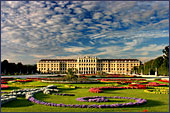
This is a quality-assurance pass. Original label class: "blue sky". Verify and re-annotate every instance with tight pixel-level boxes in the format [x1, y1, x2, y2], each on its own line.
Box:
[1, 1, 169, 64]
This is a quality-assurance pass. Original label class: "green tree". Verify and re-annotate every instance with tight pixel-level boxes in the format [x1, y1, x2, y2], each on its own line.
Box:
[65, 68, 78, 81]
[162, 45, 169, 59]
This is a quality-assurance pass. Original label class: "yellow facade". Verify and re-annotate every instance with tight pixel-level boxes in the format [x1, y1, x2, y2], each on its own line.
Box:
[37, 56, 141, 74]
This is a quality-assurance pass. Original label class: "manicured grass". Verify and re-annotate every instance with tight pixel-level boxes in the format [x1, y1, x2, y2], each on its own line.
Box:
[1, 81, 169, 112]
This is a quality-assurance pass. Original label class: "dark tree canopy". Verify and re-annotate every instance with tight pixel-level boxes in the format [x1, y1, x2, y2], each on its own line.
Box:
[1, 60, 37, 75]
[162, 45, 169, 60]
[132, 45, 169, 76]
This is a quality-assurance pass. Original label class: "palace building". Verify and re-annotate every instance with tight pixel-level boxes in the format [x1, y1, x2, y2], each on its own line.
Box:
[37, 56, 141, 74]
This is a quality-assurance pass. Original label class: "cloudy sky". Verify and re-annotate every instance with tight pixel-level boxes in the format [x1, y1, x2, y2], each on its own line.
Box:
[1, 1, 169, 64]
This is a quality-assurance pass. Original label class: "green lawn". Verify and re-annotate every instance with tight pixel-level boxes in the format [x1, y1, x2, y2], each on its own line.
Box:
[1, 81, 169, 112]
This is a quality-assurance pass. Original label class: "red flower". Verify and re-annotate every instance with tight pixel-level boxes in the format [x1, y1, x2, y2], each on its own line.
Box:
[143, 109, 148, 112]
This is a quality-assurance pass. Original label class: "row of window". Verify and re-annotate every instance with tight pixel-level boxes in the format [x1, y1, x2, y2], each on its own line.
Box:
[39, 63, 139, 67]
[79, 64, 96, 66]
[79, 68, 96, 71]
[68, 64, 77, 66]
[40, 60, 139, 63]
[79, 59, 96, 62]
[40, 68, 59, 71]
[40, 68, 78, 71]
[97, 68, 130, 71]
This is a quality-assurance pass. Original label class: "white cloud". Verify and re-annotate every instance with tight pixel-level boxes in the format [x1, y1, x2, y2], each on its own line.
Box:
[93, 12, 103, 19]
[64, 46, 94, 53]
[31, 54, 54, 58]
[136, 44, 166, 52]
[1, 1, 169, 64]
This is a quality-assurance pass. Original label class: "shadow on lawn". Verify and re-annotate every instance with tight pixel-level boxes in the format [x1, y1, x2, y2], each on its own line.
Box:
[127, 99, 166, 108]
[1, 98, 34, 107]
[34, 92, 50, 100]
[3, 87, 20, 90]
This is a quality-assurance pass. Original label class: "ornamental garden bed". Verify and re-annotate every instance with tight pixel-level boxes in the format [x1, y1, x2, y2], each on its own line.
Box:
[41, 80, 99, 84]
[1, 84, 9, 89]
[144, 87, 169, 94]
[158, 79, 169, 83]
[28, 96, 147, 108]
[89, 86, 147, 93]
[1, 79, 169, 112]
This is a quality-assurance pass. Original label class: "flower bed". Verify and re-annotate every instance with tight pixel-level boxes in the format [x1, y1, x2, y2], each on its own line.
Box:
[1, 84, 9, 89]
[144, 87, 169, 94]
[89, 88, 103, 93]
[129, 84, 146, 89]
[64, 85, 77, 88]
[28, 96, 147, 108]
[106, 74, 131, 77]
[129, 82, 167, 88]
[14, 79, 33, 82]
[1, 81, 8, 84]
[13, 85, 46, 87]
[89, 86, 146, 93]
[53, 93, 75, 96]
[97, 79, 146, 81]
[145, 82, 167, 87]
[41, 80, 99, 84]
[158, 80, 169, 83]
[1, 86, 58, 105]
[98, 79, 147, 84]
[76, 96, 109, 102]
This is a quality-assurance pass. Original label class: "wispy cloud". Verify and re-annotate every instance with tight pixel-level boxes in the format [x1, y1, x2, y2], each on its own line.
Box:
[136, 44, 167, 52]
[64, 46, 94, 53]
[1, 1, 169, 64]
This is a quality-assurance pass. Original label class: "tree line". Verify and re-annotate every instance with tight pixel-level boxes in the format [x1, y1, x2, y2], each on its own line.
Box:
[1, 60, 37, 75]
[132, 45, 169, 76]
